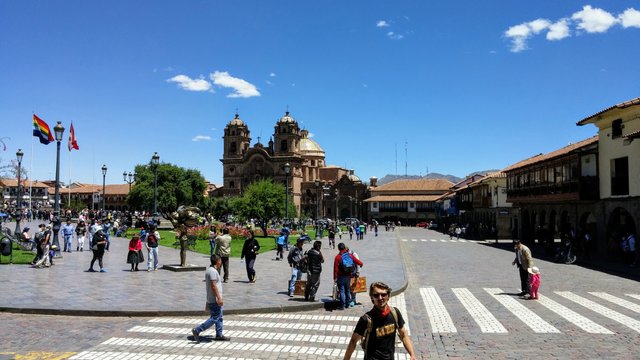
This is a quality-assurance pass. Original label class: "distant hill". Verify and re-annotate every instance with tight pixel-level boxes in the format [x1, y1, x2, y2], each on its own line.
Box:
[376, 169, 501, 186]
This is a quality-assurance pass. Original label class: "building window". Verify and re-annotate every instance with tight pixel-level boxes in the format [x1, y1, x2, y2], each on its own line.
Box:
[611, 157, 629, 196]
[612, 119, 623, 139]
[280, 140, 288, 152]
[229, 181, 235, 189]
[230, 142, 237, 154]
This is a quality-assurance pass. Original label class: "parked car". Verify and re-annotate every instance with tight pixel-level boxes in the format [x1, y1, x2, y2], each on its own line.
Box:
[416, 221, 429, 228]
[428, 222, 438, 229]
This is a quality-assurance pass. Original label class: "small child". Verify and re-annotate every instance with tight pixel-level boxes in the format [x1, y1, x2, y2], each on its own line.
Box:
[528, 266, 541, 300]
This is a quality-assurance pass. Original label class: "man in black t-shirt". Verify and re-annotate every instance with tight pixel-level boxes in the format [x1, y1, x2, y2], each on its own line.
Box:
[344, 281, 417, 360]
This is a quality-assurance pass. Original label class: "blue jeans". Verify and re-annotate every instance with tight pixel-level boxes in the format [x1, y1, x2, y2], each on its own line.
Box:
[147, 247, 159, 269]
[209, 240, 216, 257]
[336, 275, 352, 309]
[195, 302, 223, 337]
[289, 267, 302, 295]
[64, 235, 72, 251]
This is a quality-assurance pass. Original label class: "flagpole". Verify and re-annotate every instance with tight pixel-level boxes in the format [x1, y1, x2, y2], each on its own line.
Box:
[29, 131, 34, 218]
[68, 146, 71, 208]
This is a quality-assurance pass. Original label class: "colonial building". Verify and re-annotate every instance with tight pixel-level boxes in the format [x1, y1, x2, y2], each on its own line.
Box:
[220, 111, 366, 219]
[503, 136, 599, 245]
[365, 178, 452, 225]
[463, 172, 514, 239]
[577, 97, 640, 259]
[1, 179, 51, 209]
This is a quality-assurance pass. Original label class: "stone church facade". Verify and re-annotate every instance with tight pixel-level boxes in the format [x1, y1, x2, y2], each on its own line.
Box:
[220, 111, 368, 220]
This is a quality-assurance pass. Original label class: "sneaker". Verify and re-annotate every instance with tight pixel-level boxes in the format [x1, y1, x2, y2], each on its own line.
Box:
[100, 268, 107, 273]
[147, 268, 152, 272]
[214, 335, 231, 341]
[191, 328, 200, 343]
[289, 294, 294, 298]
[88, 268, 96, 272]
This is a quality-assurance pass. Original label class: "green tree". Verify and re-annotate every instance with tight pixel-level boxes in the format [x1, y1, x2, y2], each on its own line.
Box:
[232, 179, 297, 236]
[127, 162, 207, 213]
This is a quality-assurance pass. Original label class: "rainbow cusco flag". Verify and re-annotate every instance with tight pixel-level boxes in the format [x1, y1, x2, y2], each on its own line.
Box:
[32, 114, 54, 145]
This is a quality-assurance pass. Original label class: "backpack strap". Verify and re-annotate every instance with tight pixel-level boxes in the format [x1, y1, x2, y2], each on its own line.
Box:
[361, 314, 373, 358]
[390, 307, 400, 334]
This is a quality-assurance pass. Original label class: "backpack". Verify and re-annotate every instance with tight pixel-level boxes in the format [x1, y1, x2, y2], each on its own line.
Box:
[35, 231, 44, 242]
[339, 252, 355, 274]
[147, 233, 158, 247]
[361, 307, 399, 355]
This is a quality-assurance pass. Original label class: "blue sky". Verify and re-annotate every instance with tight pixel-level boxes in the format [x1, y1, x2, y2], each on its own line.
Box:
[1, 1, 639, 186]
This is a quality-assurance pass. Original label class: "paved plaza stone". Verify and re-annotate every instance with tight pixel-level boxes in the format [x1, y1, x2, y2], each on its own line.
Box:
[0, 221, 406, 316]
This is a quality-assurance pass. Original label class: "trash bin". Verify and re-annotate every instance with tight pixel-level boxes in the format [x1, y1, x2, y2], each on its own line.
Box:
[0, 237, 12, 256]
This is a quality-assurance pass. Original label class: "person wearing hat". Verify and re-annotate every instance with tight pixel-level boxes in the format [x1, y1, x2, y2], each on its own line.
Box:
[33, 224, 52, 268]
[512, 240, 533, 297]
[214, 227, 231, 282]
[31, 224, 46, 265]
[527, 267, 541, 300]
[20, 226, 34, 251]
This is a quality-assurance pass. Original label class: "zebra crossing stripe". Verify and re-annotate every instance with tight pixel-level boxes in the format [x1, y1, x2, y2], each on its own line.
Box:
[420, 287, 457, 333]
[458, 239, 467, 243]
[401, 239, 408, 242]
[484, 288, 560, 333]
[557, 291, 640, 333]
[536, 294, 613, 334]
[430, 239, 438, 242]
[411, 239, 417, 242]
[439, 239, 448, 242]
[389, 292, 411, 336]
[128, 325, 353, 345]
[236, 313, 360, 322]
[452, 288, 507, 333]
[70, 351, 260, 360]
[589, 292, 640, 314]
[149, 318, 353, 332]
[421, 239, 428, 242]
[627, 294, 640, 302]
[93, 337, 411, 359]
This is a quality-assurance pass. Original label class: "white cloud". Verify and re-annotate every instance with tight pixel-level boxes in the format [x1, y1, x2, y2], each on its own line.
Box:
[572, 5, 618, 33]
[504, 19, 551, 52]
[270, 72, 276, 77]
[265, 80, 273, 85]
[210, 71, 260, 98]
[546, 19, 571, 40]
[192, 135, 211, 142]
[620, 8, 640, 28]
[167, 75, 212, 92]
[387, 31, 404, 40]
[376, 20, 389, 27]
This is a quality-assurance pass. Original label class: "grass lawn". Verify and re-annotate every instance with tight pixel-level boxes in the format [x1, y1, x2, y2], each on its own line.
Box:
[0, 242, 36, 265]
[125, 229, 279, 258]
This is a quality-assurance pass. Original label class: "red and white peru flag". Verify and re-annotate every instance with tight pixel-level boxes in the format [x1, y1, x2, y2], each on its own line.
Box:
[68, 122, 79, 151]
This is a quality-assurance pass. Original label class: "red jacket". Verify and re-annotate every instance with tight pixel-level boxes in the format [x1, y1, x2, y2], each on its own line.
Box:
[334, 250, 363, 280]
[128, 238, 142, 252]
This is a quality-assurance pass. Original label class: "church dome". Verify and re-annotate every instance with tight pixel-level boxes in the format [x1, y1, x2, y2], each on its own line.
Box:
[278, 111, 297, 124]
[299, 129, 324, 157]
[228, 113, 245, 127]
[347, 169, 361, 183]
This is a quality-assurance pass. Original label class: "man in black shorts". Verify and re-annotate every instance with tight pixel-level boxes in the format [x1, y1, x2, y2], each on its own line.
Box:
[343, 281, 417, 360]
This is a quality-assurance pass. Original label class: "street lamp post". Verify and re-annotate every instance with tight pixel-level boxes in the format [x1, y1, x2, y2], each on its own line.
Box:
[101, 165, 107, 213]
[52, 122, 65, 258]
[151, 152, 160, 223]
[334, 188, 339, 222]
[123, 171, 135, 193]
[283, 163, 291, 225]
[14, 149, 24, 238]
[314, 179, 320, 220]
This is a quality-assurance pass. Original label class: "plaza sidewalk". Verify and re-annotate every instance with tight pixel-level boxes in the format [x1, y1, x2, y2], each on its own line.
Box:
[0, 223, 406, 316]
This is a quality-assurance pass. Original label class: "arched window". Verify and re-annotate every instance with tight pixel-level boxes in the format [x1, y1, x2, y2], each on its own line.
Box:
[229, 181, 235, 188]
[230, 142, 237, 154]
[280, 140, 288, 152]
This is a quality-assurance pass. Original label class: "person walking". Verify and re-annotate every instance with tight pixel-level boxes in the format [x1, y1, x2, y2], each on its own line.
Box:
[240, 230, 260, 283]
[88, 229, 107, 272]
[102, 219, 112, 251]
[146, 225, 160, 271]
[328, 225, 336, 249]
[287, 238, 305, 297]
[75, 220, 87, 251]
[33, 225, 52, 268]
[275, 233, 286, 260]
[215, 227, 232, 283]
[127, 234, 144, 271]
[334, 242, 363, 310]
[62, 218, 75, 253]
[512, 240, 533, 296]
[209, 225, 217, 257]
[344, 281, 417, 360]
[191, 255, 230, 343]
[304, 240, 324, 302]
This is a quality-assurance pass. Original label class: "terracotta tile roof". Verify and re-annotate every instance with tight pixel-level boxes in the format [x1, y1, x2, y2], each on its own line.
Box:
[503, 136, 598, 173]
[364, 195, 442, 202]
[0, 178, 50, 188]
[467, 171, 506, 187]
[372, 178, 454, 192]
[625, 129, 640, 140]
[577, 97, 640, 126]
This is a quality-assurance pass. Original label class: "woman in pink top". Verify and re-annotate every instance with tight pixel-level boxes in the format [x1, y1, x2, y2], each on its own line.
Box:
[127, 235, 144, 271]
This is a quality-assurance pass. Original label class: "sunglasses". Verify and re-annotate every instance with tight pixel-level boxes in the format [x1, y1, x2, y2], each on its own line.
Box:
[372, 292, 389, 298]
